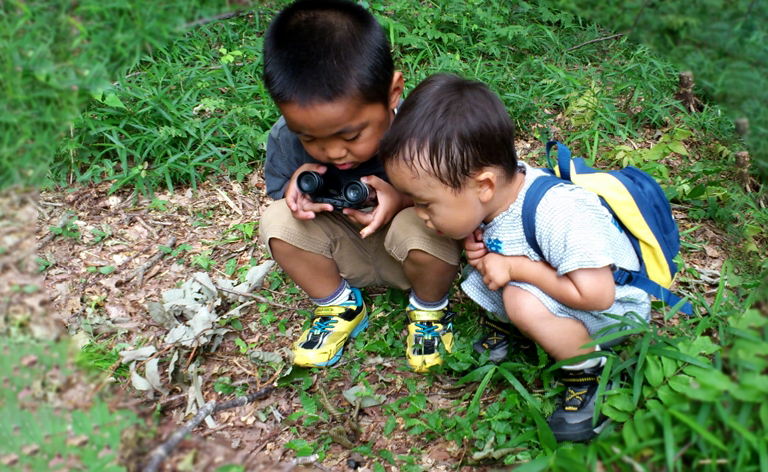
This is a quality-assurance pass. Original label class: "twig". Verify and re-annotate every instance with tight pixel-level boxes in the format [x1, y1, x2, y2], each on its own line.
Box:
[216, 286, 291, 309]
[122, 236, 177, 287]
[610, 445, 646, 472]
[628, 0, 652, 36]
[567, 33, 623, 52]
[142, 383, 277, 472]
[184, 10, 249, 29]
[135, 216, 159, 239]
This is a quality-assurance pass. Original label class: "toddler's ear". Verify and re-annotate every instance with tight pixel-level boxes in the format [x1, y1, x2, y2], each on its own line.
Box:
[388, 71, 405, 111]
[474, 170, 498, 203]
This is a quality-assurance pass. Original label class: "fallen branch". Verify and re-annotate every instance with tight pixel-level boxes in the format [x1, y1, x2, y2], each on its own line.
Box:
[142, 383, 277, 472]
[567, 33, 623, 51]
[216, 286, 292, 309]
[122, 236, 177, 287]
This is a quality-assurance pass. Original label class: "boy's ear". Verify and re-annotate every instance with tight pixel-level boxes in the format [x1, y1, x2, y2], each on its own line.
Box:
[388, 71, 404, 112]
[474, 170, 497, 203]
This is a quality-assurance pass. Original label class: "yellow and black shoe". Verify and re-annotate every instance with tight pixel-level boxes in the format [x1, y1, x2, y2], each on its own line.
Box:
[472, 314, 515, 364]
[547, 363, 612, 442]
[405, 307, 455, 373]
[292, 288, 368, 367]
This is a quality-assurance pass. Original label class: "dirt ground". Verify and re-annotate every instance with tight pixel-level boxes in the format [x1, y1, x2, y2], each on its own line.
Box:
[0, 143, 732, 472]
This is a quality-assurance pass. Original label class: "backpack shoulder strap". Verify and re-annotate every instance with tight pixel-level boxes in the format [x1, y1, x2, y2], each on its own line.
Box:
[546, 140, 573, 181]
[522, 175, 565, 260]
[614, 269, 693, 315]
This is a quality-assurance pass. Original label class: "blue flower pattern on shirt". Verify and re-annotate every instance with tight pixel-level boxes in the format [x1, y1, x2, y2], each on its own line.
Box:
[486, 238, 503, 253]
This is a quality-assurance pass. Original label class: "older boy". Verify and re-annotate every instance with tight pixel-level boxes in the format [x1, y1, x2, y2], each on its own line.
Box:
[259, 0, 460, 371]
[379, 74, 651, 442]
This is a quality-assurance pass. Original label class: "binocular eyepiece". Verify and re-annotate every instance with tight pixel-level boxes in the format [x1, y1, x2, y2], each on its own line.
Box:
[297, 171, 377, 210]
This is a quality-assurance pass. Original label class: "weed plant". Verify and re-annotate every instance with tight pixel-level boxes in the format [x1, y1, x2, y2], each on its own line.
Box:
[47, 0, 768, 470]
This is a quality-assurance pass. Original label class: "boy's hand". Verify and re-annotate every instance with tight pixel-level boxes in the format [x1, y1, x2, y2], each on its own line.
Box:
[343, 176, 403, 238]
[284, 164, 334, 219]
[463, 229, 487, 267]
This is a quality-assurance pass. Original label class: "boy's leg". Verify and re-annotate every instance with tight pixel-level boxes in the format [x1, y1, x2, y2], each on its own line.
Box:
[259, 200, 369, 367]
[502, 285, 611, 443]
[385, 208, 461, 372]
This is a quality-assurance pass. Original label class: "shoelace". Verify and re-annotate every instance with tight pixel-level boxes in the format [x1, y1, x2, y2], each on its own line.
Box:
[414, 322, 440, 353]
[309, 317, 337, 337]
[566, 387, 589, 404]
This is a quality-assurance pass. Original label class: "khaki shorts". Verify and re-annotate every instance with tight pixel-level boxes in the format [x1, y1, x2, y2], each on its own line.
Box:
[259, 199, 461, 290]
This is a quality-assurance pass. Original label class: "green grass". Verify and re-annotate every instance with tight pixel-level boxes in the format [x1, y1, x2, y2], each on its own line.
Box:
[49, 0, 768, 470]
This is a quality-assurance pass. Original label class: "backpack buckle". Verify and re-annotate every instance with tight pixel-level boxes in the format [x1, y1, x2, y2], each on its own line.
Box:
[614, 269, 634, 285]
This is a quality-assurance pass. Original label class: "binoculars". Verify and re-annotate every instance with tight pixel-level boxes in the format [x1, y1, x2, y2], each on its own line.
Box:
[297, 171, 377, 211]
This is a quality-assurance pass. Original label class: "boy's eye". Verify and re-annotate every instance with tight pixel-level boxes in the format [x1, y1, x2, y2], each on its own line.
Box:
[344, 133, 361, 142]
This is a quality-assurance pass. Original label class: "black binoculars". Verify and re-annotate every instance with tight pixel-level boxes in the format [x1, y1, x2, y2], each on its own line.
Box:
[297, 171, 377, 211]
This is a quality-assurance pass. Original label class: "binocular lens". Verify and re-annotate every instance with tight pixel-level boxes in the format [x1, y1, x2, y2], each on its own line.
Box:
[343, 181, 369, 205]
[297, 171, 323, 194]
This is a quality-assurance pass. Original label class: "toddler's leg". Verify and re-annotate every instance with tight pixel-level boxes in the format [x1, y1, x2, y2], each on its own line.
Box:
[502, 285, 593, 361]
[502, 284, 610, 443]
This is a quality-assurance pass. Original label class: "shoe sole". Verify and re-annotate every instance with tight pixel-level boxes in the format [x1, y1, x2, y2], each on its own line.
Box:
[311, 314, 369, 367]
[552, 418, 612, 443]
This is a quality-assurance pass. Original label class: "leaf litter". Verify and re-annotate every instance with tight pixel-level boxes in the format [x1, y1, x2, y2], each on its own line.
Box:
[21, 151, 735, 471]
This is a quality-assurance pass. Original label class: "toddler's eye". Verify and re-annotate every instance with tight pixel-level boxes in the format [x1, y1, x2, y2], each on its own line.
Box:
[344, 133, 361, 142]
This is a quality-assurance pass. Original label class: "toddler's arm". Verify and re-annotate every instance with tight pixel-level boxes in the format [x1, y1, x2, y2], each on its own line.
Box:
[478, 253, 615, 311]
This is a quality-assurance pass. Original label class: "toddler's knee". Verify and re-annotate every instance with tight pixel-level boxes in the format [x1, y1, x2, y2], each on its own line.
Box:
[502, 285, 541, 331]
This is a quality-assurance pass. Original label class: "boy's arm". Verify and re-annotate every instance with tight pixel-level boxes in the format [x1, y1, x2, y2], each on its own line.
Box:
[343, 175, 410, 238]
[479, 254, 615, 310]
[264, 117, 315, 199]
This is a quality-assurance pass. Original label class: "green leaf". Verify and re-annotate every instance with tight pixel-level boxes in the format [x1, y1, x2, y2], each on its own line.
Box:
[668, 408, 727, 451]
[99, 265, 116, 274]
[644, 356, 664, 387]
[468, 366, 495, 414]
[102, 93, 127, 109]
[667, 140, 689, 156]
[663, 410, 675, 472]
[530, 408, 557, 453]
[384, 415, 397, 435]
[496, 365, 540, 411]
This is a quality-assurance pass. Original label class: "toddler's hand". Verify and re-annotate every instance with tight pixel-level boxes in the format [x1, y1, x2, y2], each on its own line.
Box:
[343, 176, 402, 238]
[476, 253, 514, 291]
[463, 229, 487, 267]
[285, 164, 334, 219]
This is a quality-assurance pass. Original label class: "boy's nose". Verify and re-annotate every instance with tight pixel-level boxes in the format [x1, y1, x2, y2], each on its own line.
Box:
[324, 144, 348, 160]
[414, 206, 429, 222]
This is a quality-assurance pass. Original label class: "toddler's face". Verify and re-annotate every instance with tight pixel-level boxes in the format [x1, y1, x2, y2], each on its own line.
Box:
[386, 158, 486, 240]
[280, 97, 393, 170]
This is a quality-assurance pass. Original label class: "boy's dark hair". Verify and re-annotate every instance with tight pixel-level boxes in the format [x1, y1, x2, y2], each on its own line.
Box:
[263, 0, 394, 107]
[380, 74, 518, 190]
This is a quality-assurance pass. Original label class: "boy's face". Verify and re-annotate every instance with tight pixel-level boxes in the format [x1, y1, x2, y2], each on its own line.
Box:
[279, 74, 403, 170]
[386, 158, 487, 240]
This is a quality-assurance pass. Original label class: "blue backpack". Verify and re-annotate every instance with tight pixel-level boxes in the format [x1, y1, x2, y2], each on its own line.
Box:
[522, 141, 693, 315]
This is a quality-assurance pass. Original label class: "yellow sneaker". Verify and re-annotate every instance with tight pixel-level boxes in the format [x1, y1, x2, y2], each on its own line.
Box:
[405, 307, 455, 373]
[292, 288, 368, 367]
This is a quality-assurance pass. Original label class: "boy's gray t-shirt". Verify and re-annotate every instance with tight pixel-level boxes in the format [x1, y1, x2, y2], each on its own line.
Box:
[264, 116, 389, 200]
[461, 162, 651, 336]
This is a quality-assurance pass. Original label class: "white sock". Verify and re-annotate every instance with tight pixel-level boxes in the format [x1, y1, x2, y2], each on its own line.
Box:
[311, 280, 353, 306]
[409, 291, 448, 311]
[563, 345, 606, 371]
